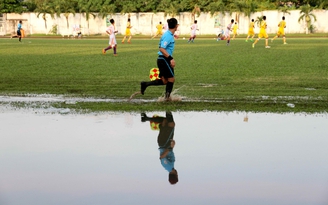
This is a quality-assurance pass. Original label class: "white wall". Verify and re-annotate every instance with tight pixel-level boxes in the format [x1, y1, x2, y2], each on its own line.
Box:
[4, 10, 328, 36]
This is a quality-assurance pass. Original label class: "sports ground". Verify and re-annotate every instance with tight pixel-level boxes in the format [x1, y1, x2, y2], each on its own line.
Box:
[1, 36, 327, 112]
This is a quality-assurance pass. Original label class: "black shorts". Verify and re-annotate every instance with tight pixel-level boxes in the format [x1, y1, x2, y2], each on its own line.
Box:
[157, 125, 175, 149]
[17, 30, 21, 36]
[157, 55, 174, 78]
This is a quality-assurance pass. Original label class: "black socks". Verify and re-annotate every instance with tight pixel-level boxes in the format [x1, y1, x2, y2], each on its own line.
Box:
[165, 82, 174, 98]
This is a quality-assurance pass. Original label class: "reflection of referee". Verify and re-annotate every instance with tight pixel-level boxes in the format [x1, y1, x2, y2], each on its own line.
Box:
[17, 20, 22, 42]
[141, 18, 179, 101]
[141, 111, 178, 185]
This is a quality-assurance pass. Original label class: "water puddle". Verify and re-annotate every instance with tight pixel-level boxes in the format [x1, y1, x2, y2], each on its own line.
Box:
[0, 105, 327, 205]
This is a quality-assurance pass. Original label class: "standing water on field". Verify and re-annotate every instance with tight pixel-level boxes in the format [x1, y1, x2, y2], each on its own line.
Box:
[0, 104, 327, 205]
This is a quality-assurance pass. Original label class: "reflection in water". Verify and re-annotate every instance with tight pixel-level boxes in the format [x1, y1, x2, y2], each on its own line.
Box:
[141, 111, 178, 184]
[243, 114, 249, 122]
[1, 106, 328, 205]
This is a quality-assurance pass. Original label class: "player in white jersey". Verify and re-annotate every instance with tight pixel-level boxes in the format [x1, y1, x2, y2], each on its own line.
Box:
[102, 19, 118, 56]
[163, 19, 169, 34]
[224, 19, 234, 46]
[188, 20, 199, 43]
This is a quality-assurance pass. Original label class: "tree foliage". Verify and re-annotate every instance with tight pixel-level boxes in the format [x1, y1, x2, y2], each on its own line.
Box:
[34, 0, 56, 29]
[0, 0, 27, 13]
[298, 4, 317, 34]
[21, 0, 327, 15]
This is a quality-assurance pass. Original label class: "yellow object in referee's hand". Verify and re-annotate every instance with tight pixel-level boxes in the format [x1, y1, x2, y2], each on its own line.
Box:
[149, 68, 160, 81]
[150, 114, 162, 131]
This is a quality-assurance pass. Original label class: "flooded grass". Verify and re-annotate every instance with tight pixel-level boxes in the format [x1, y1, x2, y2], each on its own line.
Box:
[1, 38, 327, 112]
[1, 94, 326, 114]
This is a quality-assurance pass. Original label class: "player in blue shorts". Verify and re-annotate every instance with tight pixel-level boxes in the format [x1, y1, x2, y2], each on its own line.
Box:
[140, 18, 179, 101]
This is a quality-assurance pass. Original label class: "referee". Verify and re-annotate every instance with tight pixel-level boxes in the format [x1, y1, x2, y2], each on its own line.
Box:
[17, 20, 22, 42]
[141, 18, 179, 101]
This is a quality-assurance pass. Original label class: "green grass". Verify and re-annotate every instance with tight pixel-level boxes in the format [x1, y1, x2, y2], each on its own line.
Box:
[0, 37, 327, 113]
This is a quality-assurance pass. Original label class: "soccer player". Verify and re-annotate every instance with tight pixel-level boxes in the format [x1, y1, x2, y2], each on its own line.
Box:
[232, 22, 238, 40]
[188, 20, 199, 43]
[151, 21, 163, 39]
[17, 20, 22, 42]
[217, 33, 224, 41]
[224, 19, 234, 45]
[252, 16, 270, 48]
[163, 19, 169, 33]
[246, 19, 255, 42]
[102, 19, 118, 56]
[271, 16, 287, 44]
[216, 29, 225, 41]
[141, 111, 178, 185]
[122, 18, 132, 43]
[140, 18, 179, 101]
[216, 30, 227, 41]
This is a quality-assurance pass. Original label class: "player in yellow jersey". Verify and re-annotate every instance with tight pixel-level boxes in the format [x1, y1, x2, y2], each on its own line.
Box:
[271, 16, 287, 44]
[252, 16, 270, 48]
[246, 19, 255, 42]
[151, 21, 163, 39]
[122, 18, 132, 43]
[232, 22, 238, 40]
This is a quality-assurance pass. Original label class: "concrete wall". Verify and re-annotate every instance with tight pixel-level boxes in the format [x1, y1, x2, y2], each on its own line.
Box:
[4, 10, 328, 36]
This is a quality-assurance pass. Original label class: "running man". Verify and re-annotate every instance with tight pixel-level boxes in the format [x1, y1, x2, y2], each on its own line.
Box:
[140, 18, 179, 101]
[151, 21, 163, 39]
[246, 19, 255, 42]
[188, 20, 199, 43]
[252, 16, 270, 48]
[271, 16, 287, 44]
[17, 20, 22, 42]
[122, 18, 132, 43]
[141, 111, 178, 185]
[224, 19, 234, 45]
[102, 19, 118, 56]
[232, 22, 238, 40]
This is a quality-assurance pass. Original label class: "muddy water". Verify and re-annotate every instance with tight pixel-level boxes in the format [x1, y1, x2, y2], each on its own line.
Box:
[0, 105, 327, 205]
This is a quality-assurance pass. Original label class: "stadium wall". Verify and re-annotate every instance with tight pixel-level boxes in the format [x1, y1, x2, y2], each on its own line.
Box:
[4, 10, 328, 36]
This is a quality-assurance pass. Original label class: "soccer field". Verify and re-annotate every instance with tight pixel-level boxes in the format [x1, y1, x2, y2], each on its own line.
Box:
[0, 37, 327, 112]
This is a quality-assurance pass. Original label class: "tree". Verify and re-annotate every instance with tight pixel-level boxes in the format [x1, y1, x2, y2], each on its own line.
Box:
[254, 15, 263, 28]
[53, 0, 77, 29]
[136, 0, 159, 12]
[35, 0, 56, 29]
[206, 0, 226, 16]
[77, 0, 96, 33]
[0, 0, 27, 13]
[298, 4, 317, 34]
[98, 5, 116, 19]
[318, 0, 328, 9]
[256, 0, 276, 15]
[227, 0, 247, 23]
[120, 1, 137, 14]
[278, 4, 292, 16]
[298, 0, 327, 7]
[157, 0, 180, 17]
[244, 0, 258, 19]
[191, 4, 201, 21]
[24, 0, 38, 12]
